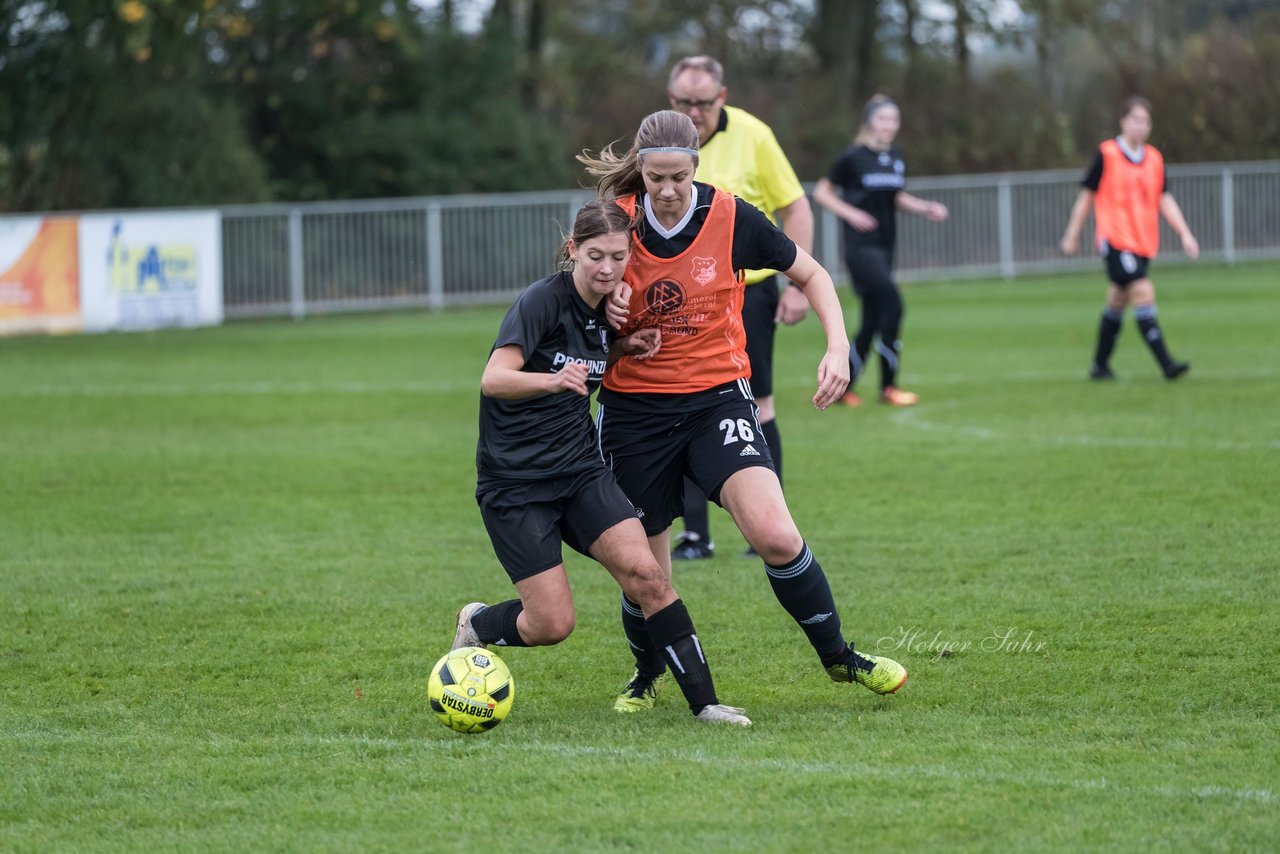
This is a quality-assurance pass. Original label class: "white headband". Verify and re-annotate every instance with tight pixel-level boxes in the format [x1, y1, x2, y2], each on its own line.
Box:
[638, 146, 698, 157]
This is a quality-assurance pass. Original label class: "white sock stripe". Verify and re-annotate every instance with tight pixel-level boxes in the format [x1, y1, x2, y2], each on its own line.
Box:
[665, 645, 686, 674]
[876, 340, 899, 369]
[621, 595, 645, 618]
[691, 634, 705, 664]
[764, 545, 813, 579]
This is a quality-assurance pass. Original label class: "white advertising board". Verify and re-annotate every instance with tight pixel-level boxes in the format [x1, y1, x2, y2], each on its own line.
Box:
[78, 211, 222, 333]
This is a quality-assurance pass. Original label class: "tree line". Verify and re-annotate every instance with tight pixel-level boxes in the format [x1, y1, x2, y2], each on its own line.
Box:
[2, 0, 1277, 213]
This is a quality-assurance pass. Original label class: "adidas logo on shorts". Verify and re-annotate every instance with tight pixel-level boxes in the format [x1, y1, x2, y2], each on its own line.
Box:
[739, 444, 761, 457]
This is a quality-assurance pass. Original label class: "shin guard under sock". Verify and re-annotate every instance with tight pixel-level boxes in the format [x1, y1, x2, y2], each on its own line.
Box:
[1134, 304, 1174, 371]
[471, 599, 529, 647]
[645, 599, 717, 711]
[764, 543, 847, 662]
[1094, 306, 1123, 370]
[621, 594, 666, 676]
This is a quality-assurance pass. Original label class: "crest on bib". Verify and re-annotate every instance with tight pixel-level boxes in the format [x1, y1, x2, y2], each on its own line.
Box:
[691, 256, 717, 286]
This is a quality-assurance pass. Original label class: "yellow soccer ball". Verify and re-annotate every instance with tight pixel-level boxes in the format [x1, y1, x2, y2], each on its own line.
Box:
[427, 647, 515, 734]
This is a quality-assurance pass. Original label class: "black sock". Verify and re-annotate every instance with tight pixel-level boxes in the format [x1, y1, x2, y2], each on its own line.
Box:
[645, 599, 718, 712]
[764, 543, 847, 662]
[680, 477, 711, 541]
[621, 594, 666, 676]
[1134, 304, 1174, 370]
[761, 418, 783, 490]
[470, 599, 529, 647]
[1094, 306, 1123, 370]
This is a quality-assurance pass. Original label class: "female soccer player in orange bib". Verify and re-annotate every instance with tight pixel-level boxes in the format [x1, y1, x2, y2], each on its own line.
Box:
[1060, 96, 1199, 380]
[579, 111, 907, 712]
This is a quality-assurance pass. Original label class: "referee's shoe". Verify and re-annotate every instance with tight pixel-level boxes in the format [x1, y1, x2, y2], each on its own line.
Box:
[671, 531, 714, 561]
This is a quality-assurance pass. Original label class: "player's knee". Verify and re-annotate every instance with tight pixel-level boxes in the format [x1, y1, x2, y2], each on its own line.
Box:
[525, 606, 575, 645]
[748, 519, 804, 564]
[621, 561, 671, 610]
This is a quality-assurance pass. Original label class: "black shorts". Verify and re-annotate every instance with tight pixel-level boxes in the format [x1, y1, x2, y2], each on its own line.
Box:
[1103, 243, 1151, 286]
[742, 277, 779, 398]
[476, 466, 640, 583]
[597, 382, 775, 536]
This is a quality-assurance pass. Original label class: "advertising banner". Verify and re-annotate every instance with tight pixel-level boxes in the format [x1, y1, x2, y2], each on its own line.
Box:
[78, 211, 222, 333]
[0, 217, 82, 336]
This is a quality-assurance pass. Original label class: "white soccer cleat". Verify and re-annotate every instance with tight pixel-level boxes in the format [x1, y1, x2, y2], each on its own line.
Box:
[695, 704, 752, 726]
[451, 602, 487, 650]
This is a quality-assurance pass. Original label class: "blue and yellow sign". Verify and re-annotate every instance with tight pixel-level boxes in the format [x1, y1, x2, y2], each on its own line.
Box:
[107, 220, 198, 294]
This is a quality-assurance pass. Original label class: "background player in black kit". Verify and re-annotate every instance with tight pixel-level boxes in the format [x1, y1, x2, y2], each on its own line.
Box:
[451, 199, 750, 726]
[813, 94, 949, 407]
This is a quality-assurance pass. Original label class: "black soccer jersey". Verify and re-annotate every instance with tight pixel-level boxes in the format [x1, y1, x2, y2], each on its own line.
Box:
[635, 182, 797, 271]
[825, 144, 906, 251]
[476, 271, 613, 488]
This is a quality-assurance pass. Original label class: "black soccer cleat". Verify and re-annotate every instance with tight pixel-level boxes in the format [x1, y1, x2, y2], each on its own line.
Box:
[1089, 364, 1116, 381]
[1164, 361, 1190, 380]
[671, 532, 714, 561]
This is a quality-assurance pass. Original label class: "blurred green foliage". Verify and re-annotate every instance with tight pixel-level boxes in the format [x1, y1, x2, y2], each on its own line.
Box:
[1, 0, 1277, 211]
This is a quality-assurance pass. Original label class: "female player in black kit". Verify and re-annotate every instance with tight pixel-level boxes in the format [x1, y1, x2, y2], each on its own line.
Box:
[580, 111, 907, 713]
[813, 94, 949, 407]
[450, 199, 749, 726]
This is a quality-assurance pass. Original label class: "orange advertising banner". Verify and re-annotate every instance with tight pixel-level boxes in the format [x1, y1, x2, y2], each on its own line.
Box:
[0, 217, 82, 335]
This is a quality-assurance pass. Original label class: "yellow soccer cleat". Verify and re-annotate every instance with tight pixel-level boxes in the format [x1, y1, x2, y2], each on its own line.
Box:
[612, 669, 666, 712]
[827, 650, 908, 695]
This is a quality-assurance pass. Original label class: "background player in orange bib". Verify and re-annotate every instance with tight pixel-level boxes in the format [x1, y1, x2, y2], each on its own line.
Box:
[1060, 96, 1199, 380]
[579, 111, 908, 712]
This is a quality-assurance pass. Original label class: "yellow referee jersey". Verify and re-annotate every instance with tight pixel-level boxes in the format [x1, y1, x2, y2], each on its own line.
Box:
[696, 104, 807, 285]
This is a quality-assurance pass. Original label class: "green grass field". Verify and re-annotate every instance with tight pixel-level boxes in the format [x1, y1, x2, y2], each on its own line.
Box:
[2, 263, 1278, 851]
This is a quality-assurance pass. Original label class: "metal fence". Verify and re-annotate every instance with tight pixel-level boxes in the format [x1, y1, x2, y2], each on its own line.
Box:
[221, 161, 1280, 318]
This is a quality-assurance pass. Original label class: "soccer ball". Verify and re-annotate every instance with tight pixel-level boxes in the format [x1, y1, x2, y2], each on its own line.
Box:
[427, 646, 515, 734]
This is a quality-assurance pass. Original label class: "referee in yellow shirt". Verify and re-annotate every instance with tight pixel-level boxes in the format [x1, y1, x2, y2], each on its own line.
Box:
[665, 55, 814, 561]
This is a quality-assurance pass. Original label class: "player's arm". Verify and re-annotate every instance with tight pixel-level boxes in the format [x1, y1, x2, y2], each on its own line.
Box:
[774, 196, 814, 324]
[481, 345, 590, 399]
[775, 196, 814, 254]
[897, 191, 948, 221]
[1159, 193, 1200, 259]
[1060, 189, 1095, 254]
[812, 178, 877, 232]
[1062, 151, 1103, 254]
[782, 249, 850, 411]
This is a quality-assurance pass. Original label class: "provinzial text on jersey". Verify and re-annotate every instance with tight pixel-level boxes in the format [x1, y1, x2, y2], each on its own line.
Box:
[551, 352, 607, 376]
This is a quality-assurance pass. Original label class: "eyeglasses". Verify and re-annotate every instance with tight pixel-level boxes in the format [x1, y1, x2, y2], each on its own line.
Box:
[671, 96, 720, 113]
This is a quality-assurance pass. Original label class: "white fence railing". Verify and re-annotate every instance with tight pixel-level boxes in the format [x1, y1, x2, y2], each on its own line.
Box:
[220, 161, 1280, 318]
